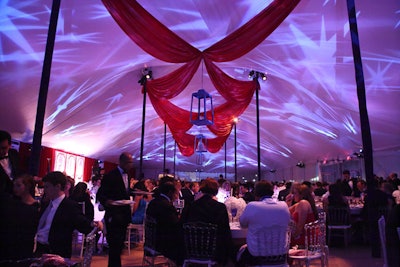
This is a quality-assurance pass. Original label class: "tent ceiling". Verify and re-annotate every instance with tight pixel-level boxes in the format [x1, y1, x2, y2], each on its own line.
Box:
[1, 0, 399, 177]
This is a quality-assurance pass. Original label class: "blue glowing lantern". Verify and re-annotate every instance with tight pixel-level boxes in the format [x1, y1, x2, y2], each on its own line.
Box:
[190, 89, 214, 126]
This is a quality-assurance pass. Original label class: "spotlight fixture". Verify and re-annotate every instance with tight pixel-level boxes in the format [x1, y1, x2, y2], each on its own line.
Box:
[248, 70, 267, 81]
[296, 161, 305, 168]
[138, 67, 153, 85]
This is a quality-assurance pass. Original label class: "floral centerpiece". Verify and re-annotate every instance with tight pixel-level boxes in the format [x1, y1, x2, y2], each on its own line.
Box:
[224, 196, 247, 223]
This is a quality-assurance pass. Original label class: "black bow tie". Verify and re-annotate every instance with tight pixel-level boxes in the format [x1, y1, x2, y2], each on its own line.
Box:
[0, 155, 8, 160]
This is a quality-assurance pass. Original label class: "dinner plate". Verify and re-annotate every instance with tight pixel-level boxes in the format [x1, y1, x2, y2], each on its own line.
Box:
[112, 200, 134, 206]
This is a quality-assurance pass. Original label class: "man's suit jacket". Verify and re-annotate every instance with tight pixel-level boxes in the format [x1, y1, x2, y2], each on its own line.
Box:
[180, 187, 194, 206]
[43, 197, 93, 258]
[146, 195, 183, 263]
[180, 194, 233, 264]
[96, 168, 131, 227]
[0, 148, 20, 193]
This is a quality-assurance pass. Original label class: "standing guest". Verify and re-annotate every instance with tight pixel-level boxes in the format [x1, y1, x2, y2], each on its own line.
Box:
[0, 130, 21, 194]
[361, 178, 393, 257]
[34, 171, 98, 258]
[0, 174, 40, 261]
[181, 178, 233, 265]
[64, 175, 75, 198]
[146, 181, 184, 265]
[70, 182, 94, 221]
[237, 180, 291, 266]
[288, 183, 318, 247]
[89, 175, 102, 201]
[96, 152, 133, 267]
[340, 170, 352, 196]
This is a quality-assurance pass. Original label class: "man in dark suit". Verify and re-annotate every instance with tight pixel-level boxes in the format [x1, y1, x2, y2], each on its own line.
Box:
[0, 130, 21, 194]
[146, 180, 184, 265]
[180, 181, 195, 207]
[96, 152, 133, 267]
[180, 178, 233, 265]
[35, 171, 96, 258]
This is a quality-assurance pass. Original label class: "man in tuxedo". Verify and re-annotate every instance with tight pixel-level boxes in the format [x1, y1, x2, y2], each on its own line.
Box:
[0, 130, 21, 194]
[35, 171, 96, 258]
[96, 152, 133, 267]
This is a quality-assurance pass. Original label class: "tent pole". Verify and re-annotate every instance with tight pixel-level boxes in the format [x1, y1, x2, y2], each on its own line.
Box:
[29, 0, 61, 176]
[346, 0, 375, 257]
[224, 141, 227, 181]
[138, 77, 147, 180]
[255, 81, 261, 181]
[163, 123, 166, 174]
[234, 123, 237, 182]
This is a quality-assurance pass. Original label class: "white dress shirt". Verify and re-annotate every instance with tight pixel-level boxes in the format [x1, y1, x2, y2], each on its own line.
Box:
[36, 194, 65, 244]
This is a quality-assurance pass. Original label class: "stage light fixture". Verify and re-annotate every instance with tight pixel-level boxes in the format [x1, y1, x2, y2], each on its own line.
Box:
[296, 161, 305, 168]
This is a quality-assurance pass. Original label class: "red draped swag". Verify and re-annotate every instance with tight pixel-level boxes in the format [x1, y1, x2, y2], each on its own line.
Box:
[102, 0, 300, 156]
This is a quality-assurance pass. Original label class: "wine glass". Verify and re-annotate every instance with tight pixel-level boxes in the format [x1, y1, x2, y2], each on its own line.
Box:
[231, 207, 238, 223]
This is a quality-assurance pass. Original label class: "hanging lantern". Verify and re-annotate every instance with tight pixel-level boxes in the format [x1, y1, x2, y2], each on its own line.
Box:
[194, 134, 207, 165]
[194, 134, 207, 153]
[196, 151, 205, 166]
[190, 89, 214, 126]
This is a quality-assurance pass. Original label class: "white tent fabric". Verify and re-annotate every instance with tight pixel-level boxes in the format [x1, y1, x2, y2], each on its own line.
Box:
[0, 0, 399, 180]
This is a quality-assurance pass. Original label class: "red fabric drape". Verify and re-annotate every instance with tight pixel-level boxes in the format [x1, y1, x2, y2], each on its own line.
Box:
[102, 0, 300, 156]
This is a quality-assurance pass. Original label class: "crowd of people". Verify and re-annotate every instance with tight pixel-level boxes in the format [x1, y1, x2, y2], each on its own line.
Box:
[1, 128, 399, 267]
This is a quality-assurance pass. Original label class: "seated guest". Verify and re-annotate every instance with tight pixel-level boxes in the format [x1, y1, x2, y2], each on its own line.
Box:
[180, 180, 195, 207]
[356, 180, 367, 200]
[146, 181, 184, 265]
[216, 179, 231, 203]
[240, 182, 255, 203]
[237, 180, 291, 266]
[35, 171, 99, 258]
[323, 183, 349, 210]
[278, 181, 292, 202]
[386, 204, 400, 267]
[181, 178, 233, 265]
[288, 183, 318, 247]
[0, 174, 40, 261]
[131, 180, 152, 225]
[314, 181, 327, 197]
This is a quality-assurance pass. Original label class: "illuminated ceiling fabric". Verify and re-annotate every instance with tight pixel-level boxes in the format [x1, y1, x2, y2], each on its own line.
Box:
[101, 0, 300, 156]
